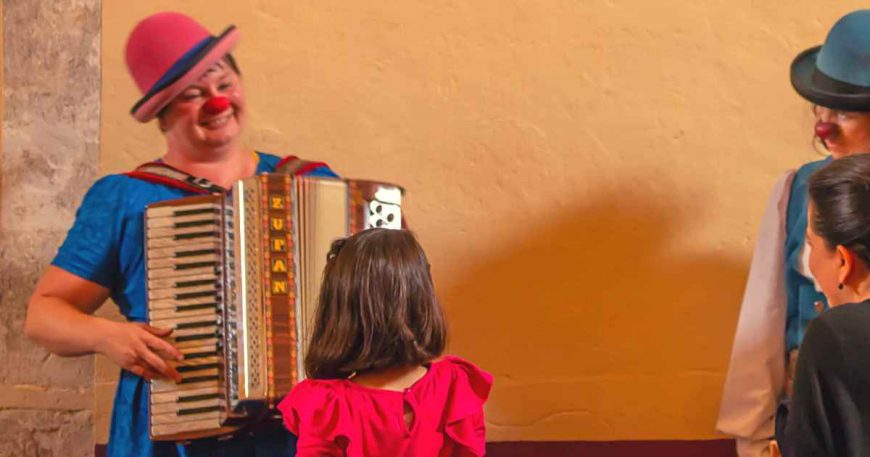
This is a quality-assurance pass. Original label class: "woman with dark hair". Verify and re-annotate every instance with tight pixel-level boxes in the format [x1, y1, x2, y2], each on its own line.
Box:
[719, 10, 870, 456]
[783, 153, 870, 456]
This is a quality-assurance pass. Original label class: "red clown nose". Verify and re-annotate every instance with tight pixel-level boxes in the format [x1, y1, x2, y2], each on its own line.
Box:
[815, 122, 837, 140]
[202, 96, 230, 116]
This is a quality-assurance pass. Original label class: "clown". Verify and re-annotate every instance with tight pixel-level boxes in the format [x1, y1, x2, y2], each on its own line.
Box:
[718, 10, 870, 457]
[25, 12, 335, 457]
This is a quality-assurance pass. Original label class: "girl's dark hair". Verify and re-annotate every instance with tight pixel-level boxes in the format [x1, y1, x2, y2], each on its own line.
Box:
[304, 228, 447, 379]
[808, 154, 870, 267]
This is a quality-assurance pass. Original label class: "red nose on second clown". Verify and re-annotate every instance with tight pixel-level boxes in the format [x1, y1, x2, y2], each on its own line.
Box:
[202, 96, 231, 116]
[815, 121, 837, 140]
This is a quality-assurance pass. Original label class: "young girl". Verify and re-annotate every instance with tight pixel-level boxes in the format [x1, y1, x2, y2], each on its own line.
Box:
[277, 228, 492, 457]
[718, 10, 870, 457]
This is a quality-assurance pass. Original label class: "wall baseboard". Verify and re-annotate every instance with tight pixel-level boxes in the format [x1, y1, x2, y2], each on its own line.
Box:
[96, 439, 736, 456]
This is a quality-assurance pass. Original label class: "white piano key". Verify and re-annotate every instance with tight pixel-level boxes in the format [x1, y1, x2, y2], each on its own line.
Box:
[150, 312, 218, 329]
[171, 326, 218, 339]
[148, 254, 221, 271]
[148, 277, 218, 293]
[149, 295, 217, 311]
[149, 284, 218, 300]
[147, 202, 221, 218]
[179, 367, 219, 378]
[152, 377, 218, 393]
[177, 344, 218, 356]
[149, 224, 219, 239]
[151, 397, 222, 415]
[148, 266, 219, 280]
[151, 386, 220, 404]
[173, 337, 219, 350]
[148, 242, 219, 260]
[151, 418, 223, 437]
[149, 306, 217, 321]
[152, 409, 221, 425]
[148, 235, 220, 249]
[147, 214, 220, 228]
[170, 356, 220, 369]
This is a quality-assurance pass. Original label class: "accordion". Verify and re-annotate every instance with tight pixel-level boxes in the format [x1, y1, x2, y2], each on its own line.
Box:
[144, 173, 403, 441]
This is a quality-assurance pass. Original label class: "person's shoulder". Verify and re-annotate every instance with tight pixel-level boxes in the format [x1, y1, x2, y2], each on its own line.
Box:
[282, 378, 347, 409]
[430, 357, 491, 455]
[815, 301, 870, 336]
[89, 173, 137, 192]
[89, 172, 180, 194]
[75, 174, 142, 209]
[256, 151, 283, 171]
[796, 156, 832, 178]
[277, 378, 349, 436]
[431, 355, 493, 400]
[800, 303, 870, 360]
[433, 356, 489, 377]
[797, 304, 870, 383]
[84, 172, 180, 205]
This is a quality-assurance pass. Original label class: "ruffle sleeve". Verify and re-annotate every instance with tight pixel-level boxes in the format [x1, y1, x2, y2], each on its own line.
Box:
[277, 380, 350, 456]
[441, 356, 493, 457]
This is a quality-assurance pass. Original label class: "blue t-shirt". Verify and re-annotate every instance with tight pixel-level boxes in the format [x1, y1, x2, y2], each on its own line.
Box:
[52, 152, 337, 457]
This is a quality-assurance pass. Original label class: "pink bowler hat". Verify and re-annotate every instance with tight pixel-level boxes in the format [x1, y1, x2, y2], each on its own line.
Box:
[125, 12, 240, 122]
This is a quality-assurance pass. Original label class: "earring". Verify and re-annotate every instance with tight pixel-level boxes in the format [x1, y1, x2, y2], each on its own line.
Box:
[838, 283, 844, 290]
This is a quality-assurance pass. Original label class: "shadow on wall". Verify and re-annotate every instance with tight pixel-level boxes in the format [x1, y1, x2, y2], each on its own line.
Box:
[440, 190, 748, 439]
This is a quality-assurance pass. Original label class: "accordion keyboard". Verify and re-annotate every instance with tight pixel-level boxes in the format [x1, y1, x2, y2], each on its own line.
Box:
[143, 176, 405, 441]
[145, 198, 228, 438]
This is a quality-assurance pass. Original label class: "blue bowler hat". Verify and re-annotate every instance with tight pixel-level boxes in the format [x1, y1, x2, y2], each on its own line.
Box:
[791, 10, 870, 111]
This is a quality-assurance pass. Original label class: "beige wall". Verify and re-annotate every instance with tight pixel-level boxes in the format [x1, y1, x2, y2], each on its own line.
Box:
[100, 0, 863, 442]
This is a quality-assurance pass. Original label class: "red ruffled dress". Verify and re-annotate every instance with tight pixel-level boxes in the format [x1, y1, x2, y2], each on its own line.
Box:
[277, 356, 492, 456]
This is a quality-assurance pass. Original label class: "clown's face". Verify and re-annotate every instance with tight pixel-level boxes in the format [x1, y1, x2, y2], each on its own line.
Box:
[160, 59, 245, 153]
[813, 106, 870, 158]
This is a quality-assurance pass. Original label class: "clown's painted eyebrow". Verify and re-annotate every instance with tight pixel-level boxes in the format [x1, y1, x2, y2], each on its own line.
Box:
[199, 60, 228, 80]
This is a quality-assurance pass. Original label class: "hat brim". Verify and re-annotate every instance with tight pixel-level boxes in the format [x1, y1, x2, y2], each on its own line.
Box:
[791, 45, 870, 111]
[131, 26, 240, 122]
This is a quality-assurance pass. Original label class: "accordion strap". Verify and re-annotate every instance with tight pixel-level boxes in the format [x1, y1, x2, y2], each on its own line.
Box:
[126, 155, 330, 193]
[125, 162, 227, 194]
[275, 155, 330, 176]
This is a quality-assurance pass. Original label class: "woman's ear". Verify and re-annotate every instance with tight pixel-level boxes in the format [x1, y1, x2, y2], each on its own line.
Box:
[836, 245, 857, 287]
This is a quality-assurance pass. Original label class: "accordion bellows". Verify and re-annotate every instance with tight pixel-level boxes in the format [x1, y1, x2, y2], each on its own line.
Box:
[144, 174, 403, 441]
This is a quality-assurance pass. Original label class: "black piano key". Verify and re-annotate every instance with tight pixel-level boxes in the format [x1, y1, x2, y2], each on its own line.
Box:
[175, 249, 219, 258]
[174, 208, 219, 217]
[176, 321, 216, 330]
[174, 291, 218, 300]
[174, 279, 218, 288]
[178, 405, 222, 416]
[176, 333, 217, 343]
[183, 351, 219, 360]
[175, 303, 219, 312]
[174, 220, 217, 229]
[177, 363, 219, 373]
[180, 375, 219, 384]
[174, 261, 218, 271]
[174, 231, 218, 241]
[178, 393, 221, 403]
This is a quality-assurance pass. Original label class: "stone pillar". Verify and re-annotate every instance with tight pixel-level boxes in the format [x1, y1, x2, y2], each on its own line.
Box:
[0, 1, 100, 456]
